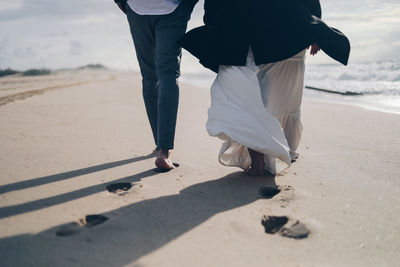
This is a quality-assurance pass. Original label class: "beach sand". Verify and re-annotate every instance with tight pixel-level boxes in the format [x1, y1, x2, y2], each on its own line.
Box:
[0, 71, 399, 266]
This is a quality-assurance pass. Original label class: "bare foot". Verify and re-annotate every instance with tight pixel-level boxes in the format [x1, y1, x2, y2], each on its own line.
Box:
[155, 149, 175, 171]
[245, 167, 265, 176]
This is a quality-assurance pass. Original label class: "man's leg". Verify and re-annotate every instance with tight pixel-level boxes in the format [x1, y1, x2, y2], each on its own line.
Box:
[154, 4, 191, 169]
[127, 8, 159, 146]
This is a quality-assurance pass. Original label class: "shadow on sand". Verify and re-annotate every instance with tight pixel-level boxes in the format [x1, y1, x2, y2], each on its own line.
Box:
[0, 171, 276, 266]
[0, 153, 157, 219]
[0, 153, 155, 195]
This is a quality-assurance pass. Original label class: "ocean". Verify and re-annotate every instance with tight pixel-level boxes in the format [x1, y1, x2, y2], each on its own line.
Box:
[181, 59, 400, 115]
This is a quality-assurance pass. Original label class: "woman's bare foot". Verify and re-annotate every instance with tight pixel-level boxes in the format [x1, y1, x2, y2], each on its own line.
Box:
[155, 149, 175, 171]
[246, 148, 265, 176]
[245, 167, 264, 176]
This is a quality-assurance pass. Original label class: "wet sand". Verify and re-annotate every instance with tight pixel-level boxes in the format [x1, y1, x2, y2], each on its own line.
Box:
[0, 71, 399, 266]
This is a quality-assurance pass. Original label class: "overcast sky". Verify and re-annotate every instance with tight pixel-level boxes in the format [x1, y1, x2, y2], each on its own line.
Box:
[0, 0, 399, 71]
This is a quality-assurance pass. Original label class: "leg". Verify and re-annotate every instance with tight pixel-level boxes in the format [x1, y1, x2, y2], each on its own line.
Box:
[246, 148, 265, 176]
[127, 8, 159, 146]
[257, 51, 306, 160]
[153, 5, 191, 170]
[154, 4, 190, 150]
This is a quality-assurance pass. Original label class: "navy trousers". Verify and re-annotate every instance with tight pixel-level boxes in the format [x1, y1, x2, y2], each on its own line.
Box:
[127, 3, 191, 150]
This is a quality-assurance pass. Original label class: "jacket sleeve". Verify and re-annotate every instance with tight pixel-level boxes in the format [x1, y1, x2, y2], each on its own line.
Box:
[203, 0, 220, 27]
[181, 0, 199, 12]
[301, 0, 322, 18]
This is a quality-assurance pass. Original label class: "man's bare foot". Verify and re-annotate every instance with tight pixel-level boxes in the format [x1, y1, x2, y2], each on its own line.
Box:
[155, 149, 175, 171]
[246, 148, 265, 176]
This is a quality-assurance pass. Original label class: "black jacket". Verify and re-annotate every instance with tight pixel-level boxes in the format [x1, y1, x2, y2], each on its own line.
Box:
[181, 0, 350, 72]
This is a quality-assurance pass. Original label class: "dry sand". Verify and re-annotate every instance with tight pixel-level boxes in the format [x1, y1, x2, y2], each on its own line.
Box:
[0, 71, 399, 266]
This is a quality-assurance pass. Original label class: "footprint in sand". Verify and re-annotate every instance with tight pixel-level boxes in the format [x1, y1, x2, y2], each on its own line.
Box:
[261, 215, 310, 239]
[279, 221, 310, 239]
[106, 182, 133, 195]
[56, 214, 109, 237]
[259, 186, 281, 199]
[259, 185, 293, 201]
[261, 215, 289, 234]
[55, 222, 82, 237]
[277, 185, 295, 208]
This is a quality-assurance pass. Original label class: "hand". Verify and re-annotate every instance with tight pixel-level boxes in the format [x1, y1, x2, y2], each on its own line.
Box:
[308, 43, 320, 56]
[116, 2, 126, 14]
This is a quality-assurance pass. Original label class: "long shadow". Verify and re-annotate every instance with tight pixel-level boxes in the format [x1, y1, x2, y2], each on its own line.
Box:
[0, 153, 155, 195]
[0, 169, 158, 219]
[0, 171, 277, 267]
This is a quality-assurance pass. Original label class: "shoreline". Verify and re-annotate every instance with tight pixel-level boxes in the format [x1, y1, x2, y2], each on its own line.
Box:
[303, 90, 400, 116]
[303, 85, 400, 115]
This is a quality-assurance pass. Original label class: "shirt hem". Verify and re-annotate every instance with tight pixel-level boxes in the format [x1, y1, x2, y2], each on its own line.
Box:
[127, 2, 180, 15]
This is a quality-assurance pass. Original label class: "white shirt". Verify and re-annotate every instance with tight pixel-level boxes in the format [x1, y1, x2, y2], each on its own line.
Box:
[127, 0, 182, 15]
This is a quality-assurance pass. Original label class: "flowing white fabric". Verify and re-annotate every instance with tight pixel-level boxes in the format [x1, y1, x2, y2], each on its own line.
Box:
[206, 49, 306, 174]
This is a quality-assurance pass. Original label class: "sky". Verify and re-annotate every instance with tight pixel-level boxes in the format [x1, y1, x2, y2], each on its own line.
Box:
[0, 0, 399, 71]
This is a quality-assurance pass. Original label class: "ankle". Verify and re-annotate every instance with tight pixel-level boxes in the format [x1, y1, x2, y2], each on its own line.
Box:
[158, 148, 170, 158]
[251, 164, 264, 172]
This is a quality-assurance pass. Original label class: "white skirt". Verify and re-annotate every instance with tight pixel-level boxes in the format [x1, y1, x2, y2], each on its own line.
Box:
[206, 49, 306, 174]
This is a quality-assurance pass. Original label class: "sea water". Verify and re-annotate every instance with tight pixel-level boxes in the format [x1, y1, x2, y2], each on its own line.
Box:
[304, 60, 400, 115]
[181, 59, 400, 115]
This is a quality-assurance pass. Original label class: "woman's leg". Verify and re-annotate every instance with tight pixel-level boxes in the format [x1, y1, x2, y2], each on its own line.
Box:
[246, 148, 265, 176]
[258, 50, 306, 162]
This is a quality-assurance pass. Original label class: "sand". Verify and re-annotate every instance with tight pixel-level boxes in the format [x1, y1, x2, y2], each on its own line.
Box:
[0, 71, 399, 266]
